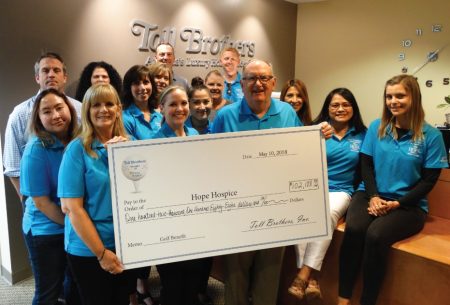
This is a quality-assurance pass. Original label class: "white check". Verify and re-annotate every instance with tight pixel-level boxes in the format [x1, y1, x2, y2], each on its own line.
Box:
[108, 126, 330, 269]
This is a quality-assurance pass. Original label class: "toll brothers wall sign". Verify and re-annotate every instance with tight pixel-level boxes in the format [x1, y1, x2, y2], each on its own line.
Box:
[131, 19, 256, 69]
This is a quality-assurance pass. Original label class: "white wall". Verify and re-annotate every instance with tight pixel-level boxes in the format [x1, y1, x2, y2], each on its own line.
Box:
[295, 0, 450, 126]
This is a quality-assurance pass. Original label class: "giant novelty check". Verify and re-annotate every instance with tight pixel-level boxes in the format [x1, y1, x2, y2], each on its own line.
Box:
[108, 126, 330, 269]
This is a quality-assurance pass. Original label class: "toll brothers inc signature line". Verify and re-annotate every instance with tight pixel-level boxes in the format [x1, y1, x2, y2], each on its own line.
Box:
[242, 215, 313, 232]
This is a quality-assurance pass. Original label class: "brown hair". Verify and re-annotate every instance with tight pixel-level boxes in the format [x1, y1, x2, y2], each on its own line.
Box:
[378, 74, 424, 141]
[280, 79, 312, 125]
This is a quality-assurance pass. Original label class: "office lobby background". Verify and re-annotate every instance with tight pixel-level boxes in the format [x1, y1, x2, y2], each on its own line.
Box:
[1, 0, 449, 284]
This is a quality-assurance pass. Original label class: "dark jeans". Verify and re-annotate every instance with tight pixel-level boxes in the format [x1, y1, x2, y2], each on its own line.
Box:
[338, 191, 426, 305]
[157, 258, 210, 305]
[24, 231, 66, 305]
[67, 253, 134, 305]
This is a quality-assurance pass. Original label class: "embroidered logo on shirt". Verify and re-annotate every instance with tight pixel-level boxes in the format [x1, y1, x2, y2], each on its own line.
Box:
[349, 139, 362, 152]
[407, 141, 423, 158]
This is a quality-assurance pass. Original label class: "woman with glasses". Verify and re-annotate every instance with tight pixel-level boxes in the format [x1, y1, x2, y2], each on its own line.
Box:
[280, 79, 313, 125]
[204, 70, 231, 121]
[288, 88, 367, 303]
[338, 75, 448, 305]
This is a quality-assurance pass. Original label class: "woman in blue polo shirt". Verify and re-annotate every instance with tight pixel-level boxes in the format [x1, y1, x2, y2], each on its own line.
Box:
[58, 84, 133, 305]
[288, 88, 366, 302]
[122, 65, 163, 140]
[338, 75, 448, 305]
[122, 65, 163, 305]
[20, 89, 78, 305]
[185, 77, 213, 135]
[152, 85, 205, 305]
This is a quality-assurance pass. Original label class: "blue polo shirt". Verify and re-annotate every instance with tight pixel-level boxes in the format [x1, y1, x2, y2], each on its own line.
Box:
[211, 98, 302, 133]
[185, 116, 212, 134]
[360, 119, 448, 211]
[122, 103, 163, 140]
[58, 138, 115, 256]
[223, 72, 244, 104]
[327, 127, 366, 195]
[20, 136, 65, 236]
[152, 122, 199, 139]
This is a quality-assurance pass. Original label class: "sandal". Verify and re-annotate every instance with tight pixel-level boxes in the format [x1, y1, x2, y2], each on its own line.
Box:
[305, 279, 323, 304]
[287, 276, 308, 300]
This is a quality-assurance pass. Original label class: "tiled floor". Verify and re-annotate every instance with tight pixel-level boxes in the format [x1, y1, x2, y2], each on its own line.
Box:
[0, 269, 225, 305]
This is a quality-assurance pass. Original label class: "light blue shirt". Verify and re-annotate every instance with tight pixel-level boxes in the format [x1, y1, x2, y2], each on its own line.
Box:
[185, 116, 212, 134]
[152, 122, 199, 139]
[3, 92, 81, 177]
[211, 98, 302, 133]
[327, 127, 366, 195]
[223, 72, 244, 104]
[58, 138, 115, 256]
[20, 136, 65, 236]
[359, 119, 448, 211]
[122, 103, 163, 140]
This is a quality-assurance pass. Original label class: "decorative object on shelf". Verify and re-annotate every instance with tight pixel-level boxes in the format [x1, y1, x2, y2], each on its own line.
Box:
[437, 95, 450, 126]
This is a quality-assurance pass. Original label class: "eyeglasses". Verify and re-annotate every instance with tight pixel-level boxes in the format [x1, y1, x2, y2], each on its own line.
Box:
[242, 75, 274, 84]
[329, 103, 352, 110]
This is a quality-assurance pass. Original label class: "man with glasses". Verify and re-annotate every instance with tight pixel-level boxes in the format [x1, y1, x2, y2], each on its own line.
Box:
[219, 47, 244, 103]
[211, 59, 301, 305]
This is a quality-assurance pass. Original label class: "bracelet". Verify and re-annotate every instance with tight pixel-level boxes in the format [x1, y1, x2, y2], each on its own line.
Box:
[98, 248, 106, 262]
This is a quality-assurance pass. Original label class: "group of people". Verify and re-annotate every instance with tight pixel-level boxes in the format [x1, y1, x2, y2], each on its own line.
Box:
[3, 43, 448, 305]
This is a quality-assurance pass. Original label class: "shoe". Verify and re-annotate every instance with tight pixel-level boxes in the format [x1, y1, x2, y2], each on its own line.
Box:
[305, 279, 323, 304]
[287, 276, 308, 300]
[137, 291, 157, 305]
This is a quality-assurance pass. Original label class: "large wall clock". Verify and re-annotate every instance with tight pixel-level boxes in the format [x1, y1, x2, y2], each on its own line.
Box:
[398, 24, 449, 88]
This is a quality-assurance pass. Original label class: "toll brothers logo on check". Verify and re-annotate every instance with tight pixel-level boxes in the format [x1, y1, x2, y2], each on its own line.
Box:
[121, 155, 148, 193]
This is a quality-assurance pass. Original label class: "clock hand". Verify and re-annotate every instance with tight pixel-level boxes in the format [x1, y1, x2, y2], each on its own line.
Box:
[412, 43, 449, 75]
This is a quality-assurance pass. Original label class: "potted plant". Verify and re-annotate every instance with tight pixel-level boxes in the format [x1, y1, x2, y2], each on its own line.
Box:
[437, 95, 450, 126]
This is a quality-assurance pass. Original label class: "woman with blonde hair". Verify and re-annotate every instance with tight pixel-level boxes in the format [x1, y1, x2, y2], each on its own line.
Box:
[58, 84, 133, 305]
[338, 75, 448, 305]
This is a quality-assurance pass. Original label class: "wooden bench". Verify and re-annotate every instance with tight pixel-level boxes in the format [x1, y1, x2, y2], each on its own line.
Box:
[277, 168, 450, 305]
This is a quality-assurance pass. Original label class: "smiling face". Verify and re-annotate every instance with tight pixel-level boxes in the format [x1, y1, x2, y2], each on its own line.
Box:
[205, 73, 224, 101]
[161, 88, 190, 130]
[328, 94, 353, 126]
[131, 76, 152, 105]
[38, 93, 71, 138]
[220, 50, 240, 78]
[35, 57, 67, 91]
[385, 83, 412, 119]
[89, 94, 121, 133]
[153, 71, 170, 94]
[155, 44, 175, 68]
[241, 60, 276, 107]
[189, 89, 212, 122]
[91, 67, 110, 85]
[284, 86, 303, 112]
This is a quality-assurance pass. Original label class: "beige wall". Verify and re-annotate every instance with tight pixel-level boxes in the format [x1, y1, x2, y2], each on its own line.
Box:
[296, 0, 450, 126]
[0, 0, 298, 283]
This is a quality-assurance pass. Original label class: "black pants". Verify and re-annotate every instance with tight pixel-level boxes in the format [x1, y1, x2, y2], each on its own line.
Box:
[67, 253, 134, 305]
[338, 191, 426, 305]
[157, 258, 209, 305]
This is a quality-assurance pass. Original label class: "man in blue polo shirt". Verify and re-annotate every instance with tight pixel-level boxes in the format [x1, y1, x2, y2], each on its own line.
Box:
[220, 47, 244, 104]
[212, 59, 301, 305]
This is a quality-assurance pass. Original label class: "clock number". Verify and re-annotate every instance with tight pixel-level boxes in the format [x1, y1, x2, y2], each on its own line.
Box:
[444, 78, 450, 86]
[426, 80, 433, 87]
[398, 53, 405, 61]
[432, 24, 442, 32]
[416, 28, 423, 36]
[402, 39, 412, 47]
